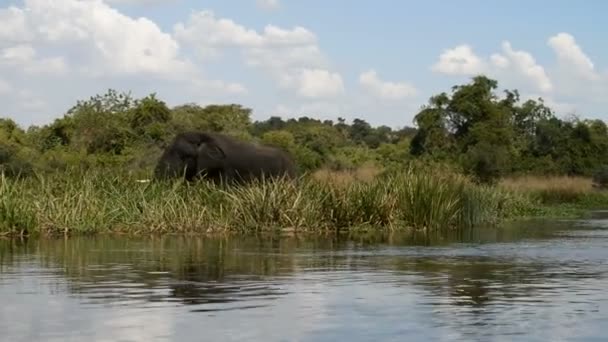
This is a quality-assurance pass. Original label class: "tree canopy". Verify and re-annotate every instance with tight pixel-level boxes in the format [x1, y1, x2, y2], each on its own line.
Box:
[1, 75, 606, 183]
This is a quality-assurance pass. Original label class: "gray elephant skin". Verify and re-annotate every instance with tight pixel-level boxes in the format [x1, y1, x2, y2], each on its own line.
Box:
[153, 131, 297, 184]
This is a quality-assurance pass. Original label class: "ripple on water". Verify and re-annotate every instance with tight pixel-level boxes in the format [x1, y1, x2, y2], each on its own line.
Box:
[1, 221, 608, 341]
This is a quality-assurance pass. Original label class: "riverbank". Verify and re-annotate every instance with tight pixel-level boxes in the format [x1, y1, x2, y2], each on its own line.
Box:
[1, 168, 607, 238]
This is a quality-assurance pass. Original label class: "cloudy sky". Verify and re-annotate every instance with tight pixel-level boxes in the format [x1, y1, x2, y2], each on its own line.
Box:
[0, 0, 607, 129]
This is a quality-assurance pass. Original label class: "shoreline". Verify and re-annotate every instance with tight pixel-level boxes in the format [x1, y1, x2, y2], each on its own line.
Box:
[2, 169, 606, 239]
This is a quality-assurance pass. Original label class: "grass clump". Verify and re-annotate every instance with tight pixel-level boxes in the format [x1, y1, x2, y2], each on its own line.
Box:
[0, 166, 546, 237]
[498, 175, 608, 210]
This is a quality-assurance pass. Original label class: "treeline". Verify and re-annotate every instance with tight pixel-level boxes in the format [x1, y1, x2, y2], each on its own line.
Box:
[1, 75, 607, 183]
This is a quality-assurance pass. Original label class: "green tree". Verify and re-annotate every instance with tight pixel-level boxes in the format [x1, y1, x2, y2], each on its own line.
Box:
[129, 94, 172, 143]
[410, 76, 517, 183]
[260, 130, 295, 150]
[172, 103, 252, 134]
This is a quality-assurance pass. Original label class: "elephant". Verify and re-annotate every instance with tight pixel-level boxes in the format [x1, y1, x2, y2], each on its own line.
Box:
[153, 131, 297, 184]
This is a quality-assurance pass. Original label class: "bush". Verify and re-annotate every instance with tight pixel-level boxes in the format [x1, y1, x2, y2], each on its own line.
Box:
[0, 143, 34, 178]
[592, 165, 608, 189]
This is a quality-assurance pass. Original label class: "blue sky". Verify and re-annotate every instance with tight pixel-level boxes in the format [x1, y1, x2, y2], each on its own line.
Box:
[0, 0, 607, 129]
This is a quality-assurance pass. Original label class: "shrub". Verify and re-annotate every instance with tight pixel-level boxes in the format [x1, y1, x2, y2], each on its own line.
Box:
[592, 165, 608, 189]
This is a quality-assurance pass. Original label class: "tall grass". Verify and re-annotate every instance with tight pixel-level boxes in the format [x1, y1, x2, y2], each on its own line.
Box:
[312, 164, 381, 185]
[0, 167, 534, 237]
[499, 175, 608, 207]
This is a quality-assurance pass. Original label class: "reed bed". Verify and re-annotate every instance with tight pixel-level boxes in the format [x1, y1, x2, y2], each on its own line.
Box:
[0, 167, 536, 237]
[311, 164, 381, 186]
[499, 175, 608, 206]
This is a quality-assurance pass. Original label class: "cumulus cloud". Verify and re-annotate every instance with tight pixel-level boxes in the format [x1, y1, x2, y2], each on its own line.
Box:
[432, 33, 608, 122]
[174, 10, 342, 99]
[433, 41, 552, 93]
[1, 0, 604, 131]
[544, 32, 607, 110]
[0, 0, 251, 127]
[359, 69, 417, 100]
[174, 11, 317, 60]
[490, 53, 509, 69]
[0, 79, 11, 94]
[15, 89, 48, 111]
[103, 0, 179, 5]
[279, 68, 344, 98]
[256, 0, 280, 11]
[0, 6, 32, 45]
[191, 78, 249, 95]
[0, 0, 195, 79]
[548, 32, 600, 81]
[1, 44, 67, 75]
[492, 41, 553, 92]
[431, 45, 485, 75]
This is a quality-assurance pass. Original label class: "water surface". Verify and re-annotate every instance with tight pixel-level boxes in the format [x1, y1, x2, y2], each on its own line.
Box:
[1, 218, 607, 341]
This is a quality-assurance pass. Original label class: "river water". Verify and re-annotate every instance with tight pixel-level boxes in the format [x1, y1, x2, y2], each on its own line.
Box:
[1, 216, 608, 342]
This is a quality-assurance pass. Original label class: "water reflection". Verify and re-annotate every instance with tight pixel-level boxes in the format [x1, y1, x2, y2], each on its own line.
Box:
[1, 218, 608, 341]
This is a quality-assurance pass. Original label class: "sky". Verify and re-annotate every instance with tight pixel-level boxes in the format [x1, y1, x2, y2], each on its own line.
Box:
[0, 0, 607, 129]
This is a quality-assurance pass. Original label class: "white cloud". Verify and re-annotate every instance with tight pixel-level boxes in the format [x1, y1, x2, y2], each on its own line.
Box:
[103, 0, 179, 4]
[359, 69, 417, 100]
[433, 41, 552, 93]
[490, 53, 509, 68]
[174, 10, 342, 99]
[0, 1, 605, 131]
[0, 79, 11, 94]
[256, 0, 280, 11]
[15, 89, 48, 111]
[0, 1, 250, 127]
[0, 6, 32, 45]
[493, 41, 553, 93]
[279, 68, 344, 98]
[548, 32, 600, 81]
[431, 45, 485, 75]
[174, 11, 264, 59]
[543, 33, 608, 114]
[431, 33, 608, 123]
[174, 11, 319, 61]
[191, 78, 249, 95]
[1, 0, 195, 79]
[1, 44, 67, 75]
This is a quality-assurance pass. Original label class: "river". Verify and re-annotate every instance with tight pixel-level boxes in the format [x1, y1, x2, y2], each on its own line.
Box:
[1, 215, 608, 341]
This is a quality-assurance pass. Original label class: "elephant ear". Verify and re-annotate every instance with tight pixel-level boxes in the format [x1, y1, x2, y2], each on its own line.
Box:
[201, 143, 226, 160]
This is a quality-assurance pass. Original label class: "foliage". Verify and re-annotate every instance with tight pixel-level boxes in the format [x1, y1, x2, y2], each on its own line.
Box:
[0, 167, 528, 236]
[2, 75, 608, 193]
[2, 89, 420, 178]
[2, 76, 608, 236]
[0, 76, 608, 185]
[410, 75, 608, 184]
[592, 165, 608, 189]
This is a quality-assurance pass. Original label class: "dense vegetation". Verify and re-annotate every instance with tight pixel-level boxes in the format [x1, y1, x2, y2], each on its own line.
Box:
[2, 75, 608, 184]
[2, 75, 608, 236]
[1, 166, 539, 236]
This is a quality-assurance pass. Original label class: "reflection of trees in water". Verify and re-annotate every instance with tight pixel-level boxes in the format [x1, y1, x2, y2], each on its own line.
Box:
[0, 237, 29, 269]
[0, 223, 605, 313]
[379, 254, 607, 340]
[0, 236, 300, 308]
[390, 257, 548, 307]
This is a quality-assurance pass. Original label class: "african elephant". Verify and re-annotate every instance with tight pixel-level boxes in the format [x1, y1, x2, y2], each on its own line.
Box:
[153, 131, 297, 184]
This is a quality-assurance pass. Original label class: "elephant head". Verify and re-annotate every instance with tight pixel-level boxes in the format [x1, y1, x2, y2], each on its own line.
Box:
[153, 131, 210, 181]
[194, 140, 227, 180]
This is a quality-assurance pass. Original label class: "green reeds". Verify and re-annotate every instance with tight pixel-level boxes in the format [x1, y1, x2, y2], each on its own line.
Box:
[0, 167, 532, 237]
